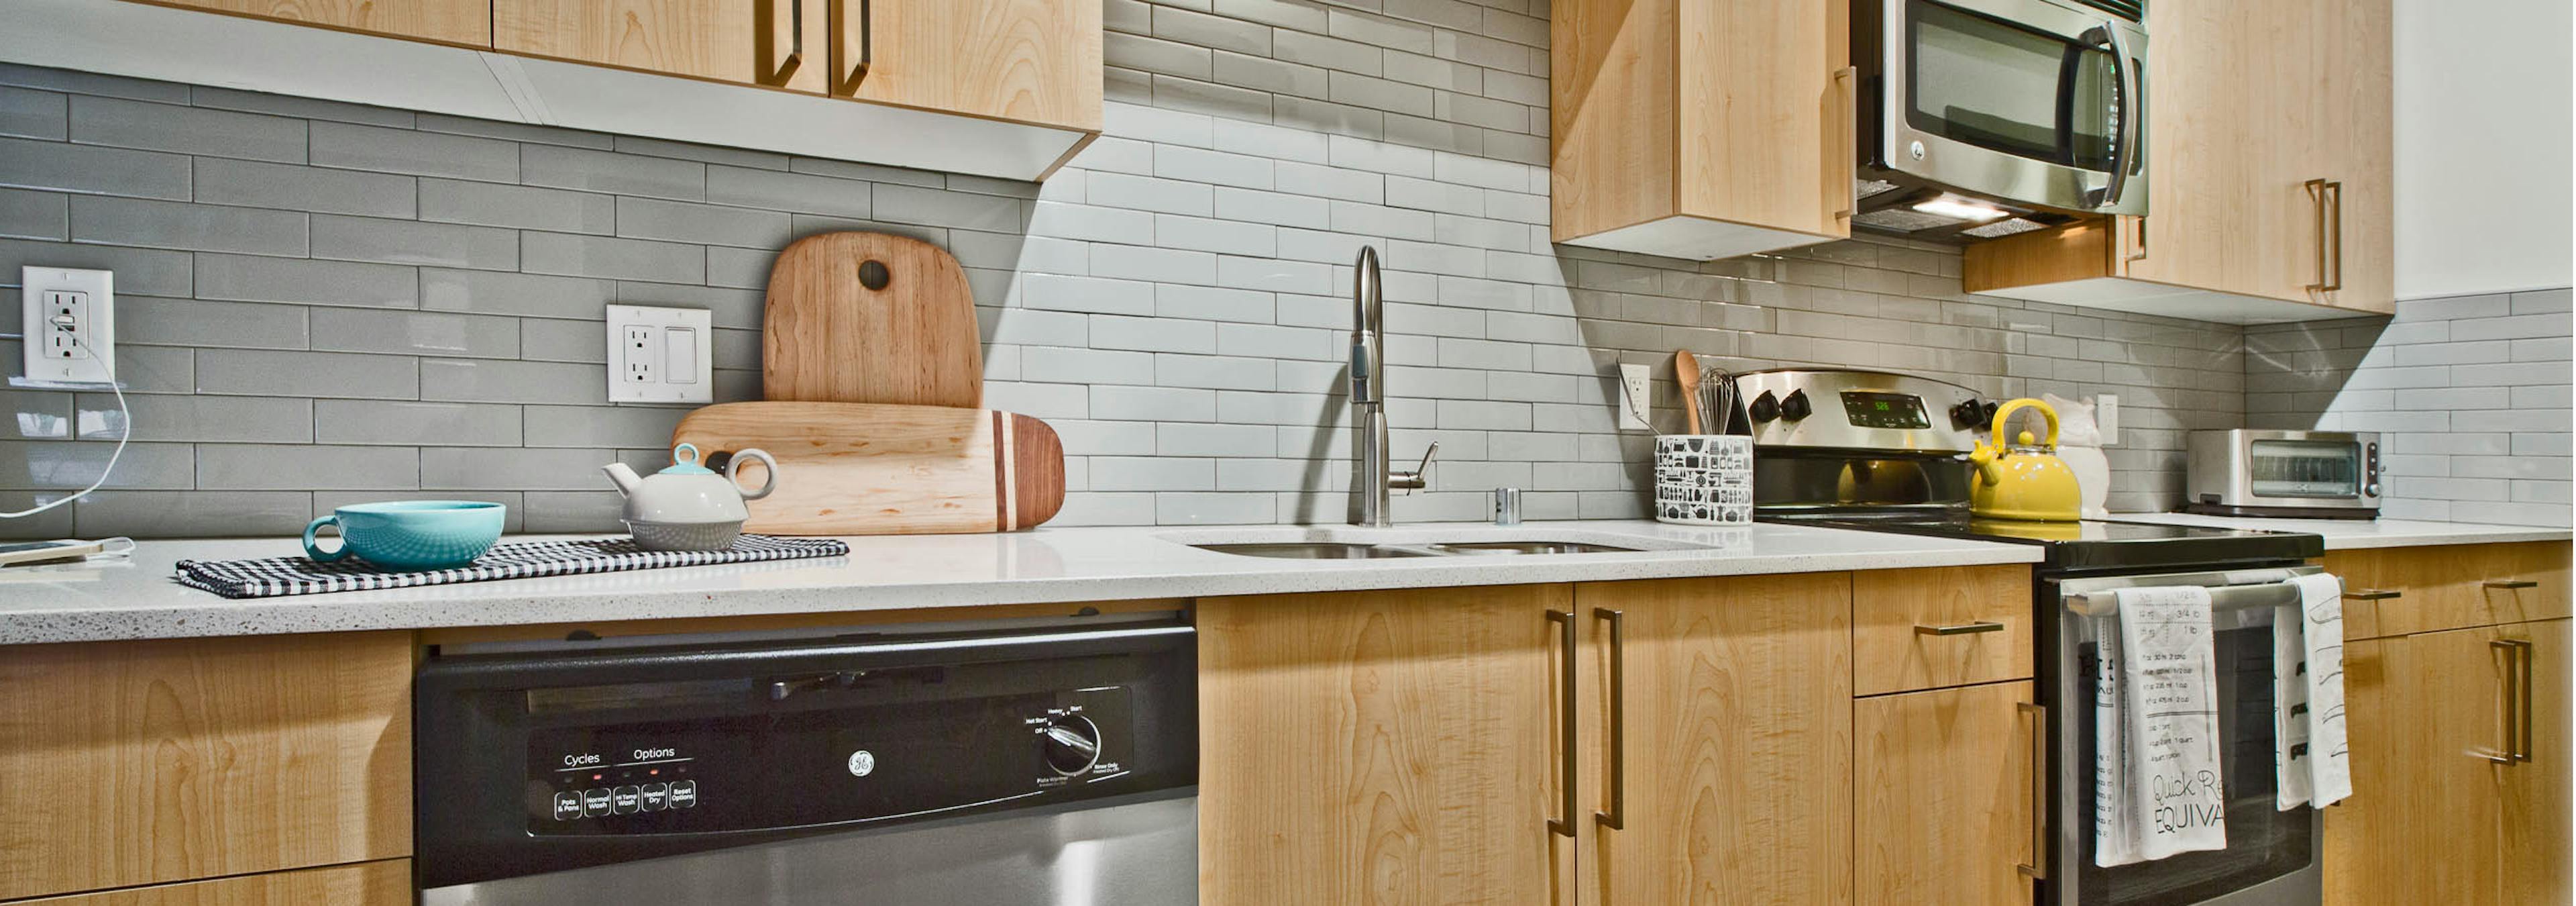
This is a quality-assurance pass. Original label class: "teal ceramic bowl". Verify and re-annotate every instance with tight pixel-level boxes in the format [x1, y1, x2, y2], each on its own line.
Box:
[303, 501, 506, 570]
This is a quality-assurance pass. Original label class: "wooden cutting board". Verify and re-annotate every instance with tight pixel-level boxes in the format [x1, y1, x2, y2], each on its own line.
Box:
[764, 232, 983, 407]
[674, 402, 1063, 535]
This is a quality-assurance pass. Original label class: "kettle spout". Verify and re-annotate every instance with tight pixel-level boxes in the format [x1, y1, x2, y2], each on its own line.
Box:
[602, 462, 645, 497]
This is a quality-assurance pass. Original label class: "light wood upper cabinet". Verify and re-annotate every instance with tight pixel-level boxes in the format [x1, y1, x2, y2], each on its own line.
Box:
[839, 0, 1104, 132]
[1574, 573, 1853, 906]
[144, 0, 491, 46]
[1198, 584, 1573, 906]
[496, 0, 831, 94]
[1855, 681, 2039, 906]
[0, 633, 413, 901]
[1964, 0, 2394, 321]
[24, 860, 411, 906]
[1551, 0, 1850, 260]
[2331, 620, 2570, 906]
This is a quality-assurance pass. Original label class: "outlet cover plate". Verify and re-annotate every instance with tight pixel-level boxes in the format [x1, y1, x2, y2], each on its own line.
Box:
[20, 266, 115, 387]
[1617, 362, 1653, 431]
[606, 304, 713, 403]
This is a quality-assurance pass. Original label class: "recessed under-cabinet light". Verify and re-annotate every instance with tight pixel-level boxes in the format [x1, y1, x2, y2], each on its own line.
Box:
[1911, 195, 2012, 223]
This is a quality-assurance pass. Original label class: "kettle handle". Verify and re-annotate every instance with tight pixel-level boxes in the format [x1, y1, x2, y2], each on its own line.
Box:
[727, 448, 779, 501]
[1987, 398, 2060, 450]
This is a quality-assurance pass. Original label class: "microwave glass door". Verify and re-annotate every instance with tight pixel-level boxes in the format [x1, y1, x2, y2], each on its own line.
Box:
[2074, 616, 2316, 906]
[2246, 440, 2363, 499]
[1907, 0, 2121, 170]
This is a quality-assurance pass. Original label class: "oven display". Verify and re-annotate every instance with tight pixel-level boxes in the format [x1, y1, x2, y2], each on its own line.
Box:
[2249, 440, 2361, 499]
[1839, 391, 1932, 430]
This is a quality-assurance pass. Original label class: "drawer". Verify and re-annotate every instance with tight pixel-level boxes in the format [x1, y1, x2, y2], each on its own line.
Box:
[1853, 565, 2035, 696]
[0, 632, 412, 900]
[2330, 542, 2571, 638]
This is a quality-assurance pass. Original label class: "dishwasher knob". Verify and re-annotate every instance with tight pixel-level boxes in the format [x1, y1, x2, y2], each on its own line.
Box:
[1038, 715, 1103, 776]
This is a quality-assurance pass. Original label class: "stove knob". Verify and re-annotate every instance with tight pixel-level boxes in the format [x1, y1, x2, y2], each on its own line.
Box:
[1779, 389, 1812, 422]
[1949, 399, 1986, 429]
[1039, 715, 1102, 776]
[1748, 391, 1780, 423]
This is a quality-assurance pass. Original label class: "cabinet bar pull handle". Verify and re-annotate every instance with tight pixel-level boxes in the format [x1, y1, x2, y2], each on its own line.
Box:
[2325, 181, 2345, 293]
[1915, 621, 2006, 636]
[1593, 607, 1625, 830]
[1548, 609, 1577, 838]
[2126, 217, 2148, 262]
[2487, 639, 2534, 764]
[2017, 701, 2047, 879]
[763, 0, 804, 84]
[830, 0, 871, 93]
[2485, 579, 2540, 590]
[2304, 179, 2330, 294]
[1833, 66, 1857, 221]
[2347, 589, 2402, 601]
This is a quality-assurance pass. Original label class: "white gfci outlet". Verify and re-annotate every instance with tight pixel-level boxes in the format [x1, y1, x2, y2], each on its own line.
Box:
[1617, 362, 1654, 431]
[2098, 394, 2121, 444]
[20, 266, 115, 386]
[605, 305, 712, 403]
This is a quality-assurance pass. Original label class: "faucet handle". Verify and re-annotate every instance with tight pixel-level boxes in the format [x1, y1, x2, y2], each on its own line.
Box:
[1391, 441, 1439, 493]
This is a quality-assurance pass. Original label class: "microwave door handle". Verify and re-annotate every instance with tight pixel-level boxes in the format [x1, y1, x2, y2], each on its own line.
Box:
[2082, 21, 2138, 209]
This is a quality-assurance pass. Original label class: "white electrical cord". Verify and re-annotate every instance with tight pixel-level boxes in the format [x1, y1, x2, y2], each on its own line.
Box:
[0, 332, 130, 519]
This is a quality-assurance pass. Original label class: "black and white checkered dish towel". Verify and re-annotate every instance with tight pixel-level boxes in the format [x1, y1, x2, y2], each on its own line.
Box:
[174, 535, 851, 599]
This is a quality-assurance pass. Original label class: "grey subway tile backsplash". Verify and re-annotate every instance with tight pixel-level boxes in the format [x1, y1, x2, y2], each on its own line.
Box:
[68, 95, 305, 163]
[195, 252, 417, 307]
[197, 349, 421, 400]
[419, 179, 614, 234]
[0, 134, 191, 200]
[311, 307, 521, 359]
[311, 120, 517, 181]
[0, 85, 67, 140]
[309, 215, 519, 270]
[192, 157, 417, 217]
[68, 195, 309, 256]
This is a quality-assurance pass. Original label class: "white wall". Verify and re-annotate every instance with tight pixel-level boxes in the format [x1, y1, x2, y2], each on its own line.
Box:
[2393, 0, 2575, 299]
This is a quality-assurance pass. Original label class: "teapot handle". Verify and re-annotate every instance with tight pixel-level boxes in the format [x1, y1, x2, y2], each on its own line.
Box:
[1987, 398, 2060, 450]
[727, 448, 779, 501]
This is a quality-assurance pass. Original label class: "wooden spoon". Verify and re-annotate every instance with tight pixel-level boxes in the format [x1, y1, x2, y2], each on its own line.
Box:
[1674, 350, 1703, 434]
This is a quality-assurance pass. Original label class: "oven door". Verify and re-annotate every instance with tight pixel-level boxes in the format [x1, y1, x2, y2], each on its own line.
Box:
[1876, 0, 2147, 214]
[2047, 570, 2324, 906]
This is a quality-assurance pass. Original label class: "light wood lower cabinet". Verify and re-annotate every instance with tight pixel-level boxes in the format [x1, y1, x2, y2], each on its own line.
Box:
[1851, 564, 2033, 695]
[2326, 541, 2571, 639]
[2327, 619, 2570, 906]
[0, 632, 413, 901]
[841, 0, 1103, 132]
[495, 0, 831, 93]
[1197, 584, 1574, 906]
[1575, 574, 1854, 906]
[19, 860, 410, 906]
[1855, 681, 2040, 906]
[142, 0, 490, 45]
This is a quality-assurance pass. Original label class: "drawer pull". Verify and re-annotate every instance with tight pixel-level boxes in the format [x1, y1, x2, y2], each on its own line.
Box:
[2347, 589, 2402, 601]
[2485, 579, 2540, 590]
[1915, 621, 2006, 636]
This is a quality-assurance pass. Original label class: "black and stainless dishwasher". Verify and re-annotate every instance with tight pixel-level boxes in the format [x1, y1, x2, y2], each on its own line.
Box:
[413, 616, 1198, 905]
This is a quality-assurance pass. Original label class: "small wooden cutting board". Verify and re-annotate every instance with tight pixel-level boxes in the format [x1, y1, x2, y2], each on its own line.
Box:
[764, 232, 984, 407]
[674, 402, 1063, 535]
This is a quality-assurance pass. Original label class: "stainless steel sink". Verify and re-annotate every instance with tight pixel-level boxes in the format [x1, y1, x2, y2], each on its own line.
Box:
[1424, 541, 1644, 556]
[1189, 542, 1435, 560]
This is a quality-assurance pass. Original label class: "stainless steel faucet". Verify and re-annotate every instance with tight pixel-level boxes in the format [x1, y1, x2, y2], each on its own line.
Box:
[1350, 246, 1436, 527]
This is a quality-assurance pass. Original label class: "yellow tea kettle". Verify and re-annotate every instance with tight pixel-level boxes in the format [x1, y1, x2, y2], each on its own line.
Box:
[1968, 398, 2082, 522]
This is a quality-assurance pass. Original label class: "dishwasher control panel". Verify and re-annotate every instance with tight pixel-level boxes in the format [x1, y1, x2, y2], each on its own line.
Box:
[522, 686, 1135, 836]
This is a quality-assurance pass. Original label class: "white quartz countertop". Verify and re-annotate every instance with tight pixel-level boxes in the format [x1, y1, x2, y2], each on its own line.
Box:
[0, 520, 2044, 645]
[2106, 512, 2572, 550]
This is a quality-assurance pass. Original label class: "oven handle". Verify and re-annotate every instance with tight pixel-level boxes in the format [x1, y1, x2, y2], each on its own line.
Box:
[2065, 581, 2307, 616]
[2082, 20, 2138, 210]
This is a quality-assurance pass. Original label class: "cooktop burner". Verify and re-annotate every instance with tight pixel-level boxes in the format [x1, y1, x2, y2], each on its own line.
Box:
[1777, 513, 2324, 573]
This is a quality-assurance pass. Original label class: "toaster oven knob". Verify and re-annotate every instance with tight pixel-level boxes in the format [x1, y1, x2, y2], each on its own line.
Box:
[1748, 391, 1780, 423]
[1778, 389, 1812, 422]
[1039, 715, 1103, 776]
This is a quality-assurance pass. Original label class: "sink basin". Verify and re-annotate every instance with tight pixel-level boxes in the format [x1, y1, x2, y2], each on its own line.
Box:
[1424, 541, 1645, 556]
[1190, 542, 1436, 560]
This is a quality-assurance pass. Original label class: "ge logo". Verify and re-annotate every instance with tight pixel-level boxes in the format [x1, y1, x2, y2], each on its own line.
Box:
[847, 750, 875, 777]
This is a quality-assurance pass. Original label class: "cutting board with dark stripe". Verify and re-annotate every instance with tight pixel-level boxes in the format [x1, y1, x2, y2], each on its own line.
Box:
[674, 402, 1064, 535]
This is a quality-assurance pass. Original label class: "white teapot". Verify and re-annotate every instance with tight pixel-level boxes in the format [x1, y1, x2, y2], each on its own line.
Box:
[602, 443, 777, 551]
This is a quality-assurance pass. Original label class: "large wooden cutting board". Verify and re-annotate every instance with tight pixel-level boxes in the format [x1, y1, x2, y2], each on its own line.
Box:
[764, 232, 983, 407]
[674, 402, 1063, 535]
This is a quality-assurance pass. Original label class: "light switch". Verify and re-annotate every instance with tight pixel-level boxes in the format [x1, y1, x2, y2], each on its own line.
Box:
[665, 328, 698, 384]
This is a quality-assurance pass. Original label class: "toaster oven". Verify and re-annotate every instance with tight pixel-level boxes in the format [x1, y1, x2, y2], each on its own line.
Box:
[2185, 430, 2381, 519]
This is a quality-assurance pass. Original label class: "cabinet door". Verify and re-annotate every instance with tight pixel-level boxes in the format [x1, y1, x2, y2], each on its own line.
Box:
[496, 0, 830, 93]
[1855, 681, 2039, 906]
[1199, 585, 1573, 906]
[146, 0, 491, 46]
[2308, 0, 2394, 313]
[2402, 620, 2571, 905]
[2119, 0, 2259, 297]
[0, 633, 412, 901]
[2496, 619, 2570, 904]
[840, 0, 1103, 132]
[30, 860, 409, 906]
[2323, 636, 2422, 906]
[1575, 574, 1852, 906]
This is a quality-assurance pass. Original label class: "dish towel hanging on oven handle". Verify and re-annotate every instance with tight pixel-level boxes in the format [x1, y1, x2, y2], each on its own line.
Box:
[2094, 585, 2229, 867]
[2275, 572, 2353, 810]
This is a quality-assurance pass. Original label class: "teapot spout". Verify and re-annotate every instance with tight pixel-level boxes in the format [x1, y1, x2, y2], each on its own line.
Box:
[602, 462, 645, 497]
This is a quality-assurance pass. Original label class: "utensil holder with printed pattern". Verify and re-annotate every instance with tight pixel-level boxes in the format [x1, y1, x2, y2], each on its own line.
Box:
[1654, 435, 1753, 525]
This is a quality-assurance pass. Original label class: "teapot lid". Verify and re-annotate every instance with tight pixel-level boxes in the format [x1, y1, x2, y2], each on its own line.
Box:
[658, 442, 717, 476]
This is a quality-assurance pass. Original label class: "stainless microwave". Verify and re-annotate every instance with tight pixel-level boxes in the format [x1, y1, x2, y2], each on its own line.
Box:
[1852, 0, 2147, 239]
[2186, 430, 2382, 519]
